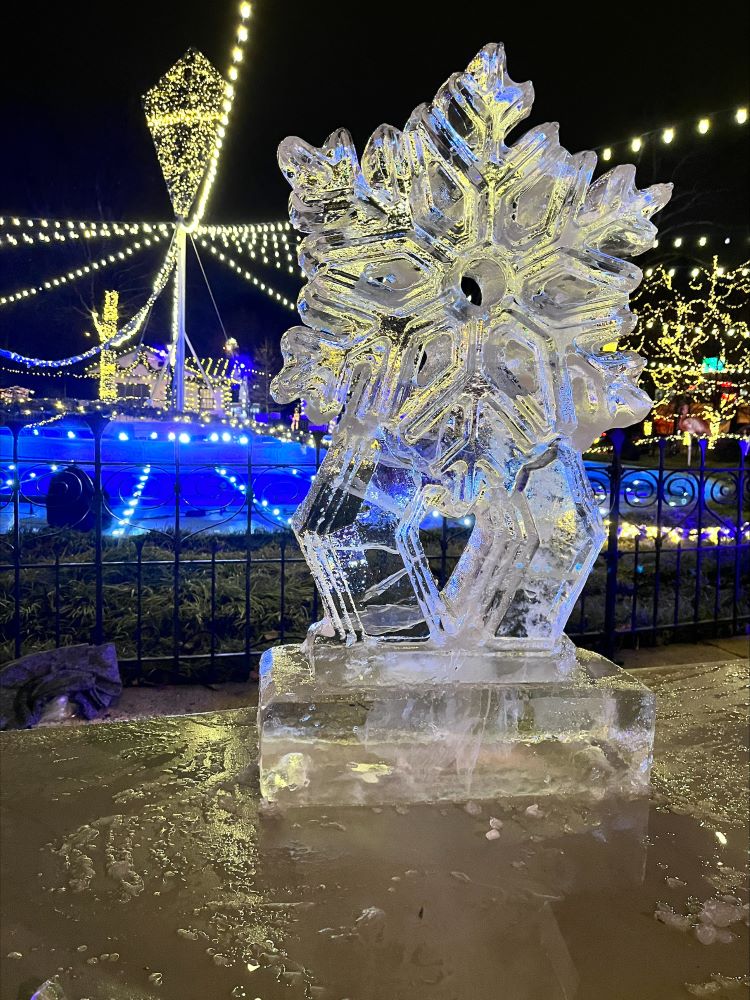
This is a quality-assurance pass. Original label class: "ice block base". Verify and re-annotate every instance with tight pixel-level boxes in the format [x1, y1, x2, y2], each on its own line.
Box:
[258, 639, 655, 807]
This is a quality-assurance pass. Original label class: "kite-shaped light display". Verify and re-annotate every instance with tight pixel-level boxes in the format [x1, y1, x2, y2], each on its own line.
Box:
[143, 48, 225, 221]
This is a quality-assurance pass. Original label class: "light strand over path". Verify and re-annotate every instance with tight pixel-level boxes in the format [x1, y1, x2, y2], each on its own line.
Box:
[0, 233, 167, 307]
[0, 236, 178, 368]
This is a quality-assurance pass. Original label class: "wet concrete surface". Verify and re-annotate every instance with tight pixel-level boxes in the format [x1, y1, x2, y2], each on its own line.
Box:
[1, 659, 748, 1000]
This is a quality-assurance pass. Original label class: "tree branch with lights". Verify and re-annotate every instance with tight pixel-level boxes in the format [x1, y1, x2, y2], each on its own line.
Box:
[627, 258, 750, 438]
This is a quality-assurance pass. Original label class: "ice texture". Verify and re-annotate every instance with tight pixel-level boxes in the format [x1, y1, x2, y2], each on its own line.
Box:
[259, 643, 656, 805]
[272, 42, 672, 649]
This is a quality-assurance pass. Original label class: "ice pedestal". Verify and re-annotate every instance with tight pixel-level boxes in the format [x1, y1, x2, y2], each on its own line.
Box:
[258, 639, 655, 806]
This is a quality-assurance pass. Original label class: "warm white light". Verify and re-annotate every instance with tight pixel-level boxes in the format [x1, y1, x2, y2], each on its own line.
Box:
[698, 236, 707, 247]
[697, 118, 710, 134]
[736, 107, 748, 125]
[673, 237, 682, 248]
[602, 147, 612, 161]
[662, 127, 674, 144]
[630, 137, 642, 152]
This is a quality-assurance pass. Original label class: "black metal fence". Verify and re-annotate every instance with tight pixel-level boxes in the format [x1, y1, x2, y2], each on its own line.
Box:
[1, 415, 747, 679]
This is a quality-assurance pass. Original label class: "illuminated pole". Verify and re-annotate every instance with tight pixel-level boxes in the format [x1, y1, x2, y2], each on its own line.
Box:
[173, 223, 187, 411]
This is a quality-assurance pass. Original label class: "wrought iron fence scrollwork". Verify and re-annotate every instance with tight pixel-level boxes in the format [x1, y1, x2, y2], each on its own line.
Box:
[0, 419, 747, 677]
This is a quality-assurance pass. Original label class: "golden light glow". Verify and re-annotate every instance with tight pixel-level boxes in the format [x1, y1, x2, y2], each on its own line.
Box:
[143, 49, 225, 220]
[630, 137, 642, 152]
[736, 107, 748, 125]
[662, 127, 674, 143]
[629, 258, 750, 435]
[92, 291, 119, 401]
[697, 117, 710, 134]
[602, 147, 612, 161]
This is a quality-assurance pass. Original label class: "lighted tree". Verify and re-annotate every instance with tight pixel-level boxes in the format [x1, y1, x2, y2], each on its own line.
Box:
[628, 258, 750, 436]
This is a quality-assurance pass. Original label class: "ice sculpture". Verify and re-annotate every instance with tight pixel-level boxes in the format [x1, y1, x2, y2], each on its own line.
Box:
[258, 44, 671, 806]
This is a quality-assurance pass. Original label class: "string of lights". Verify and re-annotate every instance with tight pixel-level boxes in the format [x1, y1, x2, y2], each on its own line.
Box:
[0, 217, 172, 240]
[185, 1, 253, 229]
[0, 233, 167, 307]
[597, 104, 748, 162]
[214, 231, 300, 275]
[197, 236, 296, 310]
[197, 221, 293, 237]
[0, 236, 178, 368]
[645, 263, 750, 278]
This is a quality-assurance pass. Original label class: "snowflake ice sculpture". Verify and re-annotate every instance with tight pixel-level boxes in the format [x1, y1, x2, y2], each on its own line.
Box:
[273, 44, 671, 651]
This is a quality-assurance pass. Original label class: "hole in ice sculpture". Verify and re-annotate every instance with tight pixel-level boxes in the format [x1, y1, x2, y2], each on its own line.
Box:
[460, 274, 483, 305]
[452, 256, 509, 313]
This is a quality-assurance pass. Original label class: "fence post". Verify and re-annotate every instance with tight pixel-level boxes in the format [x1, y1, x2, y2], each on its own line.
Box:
[309, 428, 326, 625]
[85, 412, 110, 647]
[602, 429, 625, 660]
[245, 436, 253, 673]
[173, 438, 182, 672]
[650, 437, 666, 642]
[311, 428, 325, 472]
[279, 534, 287, 643]
[734, 439, 748, 634]
[692, 438, 708, 639]
[8, 420, 24, 659]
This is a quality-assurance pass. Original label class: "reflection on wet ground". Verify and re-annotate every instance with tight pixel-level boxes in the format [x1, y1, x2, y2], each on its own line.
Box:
[0, 660, 747, 1000]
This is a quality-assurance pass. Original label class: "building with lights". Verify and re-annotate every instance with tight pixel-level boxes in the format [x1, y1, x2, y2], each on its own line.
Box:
[81, 345, 247, 417]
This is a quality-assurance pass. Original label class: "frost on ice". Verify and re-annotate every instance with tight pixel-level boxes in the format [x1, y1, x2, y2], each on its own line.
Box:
[273, 43, 671, 649]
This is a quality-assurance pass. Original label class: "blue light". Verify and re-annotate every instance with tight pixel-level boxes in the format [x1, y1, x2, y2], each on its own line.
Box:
[432, 510, 440, 517]
[239, 435, 248, 445]
[229, 476, 236, 483]
[178, 433, 190, 444]
[462, 517, 471, 526]
[67, 430, 76, 439]
[261, 499, 268, 507]
[29, 472, 36, 479]
[168, 432, 176, 441]
[273, 507, 280, 515]
[222, 432, 231, 443]
[149, 431, 158, 440]
[32, 429, 39, 436]
[51, 464, 58, 471]
[118, 432, 129, 442]
[122, 510, 133, 519]
[210, 432, 219, 442]
[4, 479, 12, 486]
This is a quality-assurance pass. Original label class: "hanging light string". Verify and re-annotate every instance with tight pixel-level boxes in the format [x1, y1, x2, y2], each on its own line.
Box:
[211, 230, 300, 276]
[0, 232, 167, 307]
[196, 236, 296, 310]
[0, 217, 172, 241]
[186, 2, 253, 230]
[197, 221, 293, 237]
[0, 236, 178, 368]
[598, 103, 748, 162]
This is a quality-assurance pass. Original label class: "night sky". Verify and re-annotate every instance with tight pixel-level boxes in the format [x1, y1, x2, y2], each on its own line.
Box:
[1, 0, 748, 394]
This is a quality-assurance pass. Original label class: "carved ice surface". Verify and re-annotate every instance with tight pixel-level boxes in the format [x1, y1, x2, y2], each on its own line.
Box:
[260, 44, 671, 805]
[272, 43, 671, 649]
